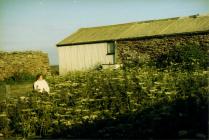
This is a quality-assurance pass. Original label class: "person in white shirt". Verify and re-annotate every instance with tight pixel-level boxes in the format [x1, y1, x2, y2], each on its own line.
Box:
[33, 74, 50, 93]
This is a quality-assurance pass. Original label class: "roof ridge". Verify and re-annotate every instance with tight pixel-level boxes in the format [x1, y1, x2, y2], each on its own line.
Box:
[80, 13, 209, 30]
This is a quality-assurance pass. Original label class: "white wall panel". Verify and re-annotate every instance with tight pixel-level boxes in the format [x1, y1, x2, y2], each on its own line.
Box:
[58, 43, 114, 74]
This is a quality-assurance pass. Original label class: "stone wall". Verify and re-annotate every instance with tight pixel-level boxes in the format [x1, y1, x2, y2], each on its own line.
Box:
[116, 32, 209, 66]
[0, 51, 50, 81]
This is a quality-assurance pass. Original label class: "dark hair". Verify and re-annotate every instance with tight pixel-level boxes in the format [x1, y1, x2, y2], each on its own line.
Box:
[36, 74, 43, 80]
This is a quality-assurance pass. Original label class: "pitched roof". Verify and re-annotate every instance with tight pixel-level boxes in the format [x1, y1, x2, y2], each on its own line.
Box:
[57, 14, 209, 46]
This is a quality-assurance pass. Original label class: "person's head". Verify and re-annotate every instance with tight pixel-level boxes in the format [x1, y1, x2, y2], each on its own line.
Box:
[36, 74, 43, 81]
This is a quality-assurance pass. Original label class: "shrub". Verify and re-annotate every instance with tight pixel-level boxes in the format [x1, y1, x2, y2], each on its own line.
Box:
[50, 65, 59, 75]
[118, 42, 209, 71]
[4, 72, 35, 84]
[154, 44, 209, 71]
[0, 68, 207, 139]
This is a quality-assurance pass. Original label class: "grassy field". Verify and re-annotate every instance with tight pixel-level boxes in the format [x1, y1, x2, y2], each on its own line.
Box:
[0, 82, 33, 98]
[10, 82, 33, 97]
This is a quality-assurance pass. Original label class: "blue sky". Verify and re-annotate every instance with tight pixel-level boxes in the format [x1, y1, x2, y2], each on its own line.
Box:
[0, 0, 209, 65]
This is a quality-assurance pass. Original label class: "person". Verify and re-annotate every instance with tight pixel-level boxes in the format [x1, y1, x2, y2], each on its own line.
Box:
[33, 74, 50, 93]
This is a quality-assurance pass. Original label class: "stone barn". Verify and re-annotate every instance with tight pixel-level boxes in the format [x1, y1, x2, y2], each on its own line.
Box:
[57, 14, 209, 75]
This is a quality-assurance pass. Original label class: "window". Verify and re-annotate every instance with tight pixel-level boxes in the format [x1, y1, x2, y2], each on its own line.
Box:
[107, 42, 115, 55]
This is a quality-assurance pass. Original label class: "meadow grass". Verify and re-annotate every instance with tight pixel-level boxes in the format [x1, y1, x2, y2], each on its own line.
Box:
[9, 82, 33, 97]
[0, 82, 33, 98]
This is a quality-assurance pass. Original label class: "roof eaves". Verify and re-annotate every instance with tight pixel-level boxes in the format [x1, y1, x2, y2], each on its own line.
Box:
[56, 39, 116, 47]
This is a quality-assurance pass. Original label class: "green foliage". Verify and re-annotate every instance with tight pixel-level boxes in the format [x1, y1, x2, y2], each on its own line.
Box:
[0, 68, 208, 139]
[0, 39, 208, 139]
[50, 65, 59, 75]
[154, 44, 209, 71]
[4, 72, 35, 84]
[118, 42, 209, 71]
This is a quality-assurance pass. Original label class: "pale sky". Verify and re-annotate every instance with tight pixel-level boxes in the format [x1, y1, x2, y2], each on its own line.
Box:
[0, 0, 209, 65]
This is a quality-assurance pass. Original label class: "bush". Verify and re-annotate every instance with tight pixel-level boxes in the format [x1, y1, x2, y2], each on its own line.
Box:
[50, 65, 59, 75]
[118, 43, 209, 71]
[0, 68, 208, 139]
[154, 44, 209, 71]
[4, 72, 35, 84]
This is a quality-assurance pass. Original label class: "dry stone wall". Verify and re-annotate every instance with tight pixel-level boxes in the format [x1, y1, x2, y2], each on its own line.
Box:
[0, 51, 50, 81]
